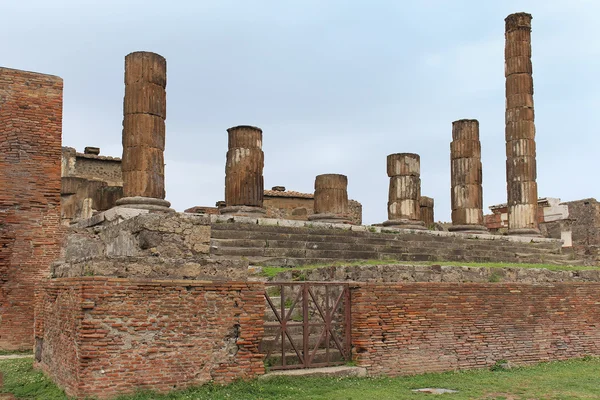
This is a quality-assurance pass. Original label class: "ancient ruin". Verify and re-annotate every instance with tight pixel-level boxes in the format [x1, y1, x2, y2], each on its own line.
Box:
[221, 125, 266, 216]
[449, 119, 488, 233]
[505, 13, 540, 236]
[117, 51, 171, 211]
[383, 153, 426, 229]
[308, 174, 351, 223]
[1, 10, 600, 400]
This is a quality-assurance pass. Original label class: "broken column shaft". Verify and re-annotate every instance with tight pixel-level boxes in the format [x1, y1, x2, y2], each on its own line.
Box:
[308, 174, 351, 223]
[419, 196, 434, 228]
[117, 51, 171, 211]
[383, 153, 425, 229]
[505, 12, 540, 235]
[449, 119, 487, 233]
[221, 125, 266, 216]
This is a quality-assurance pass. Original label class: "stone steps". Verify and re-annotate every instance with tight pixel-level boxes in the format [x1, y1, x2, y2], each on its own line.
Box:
[209, 222, 576, 266]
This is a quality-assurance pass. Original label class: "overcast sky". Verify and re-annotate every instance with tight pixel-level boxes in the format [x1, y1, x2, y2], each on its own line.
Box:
[2, 1, 599, 224]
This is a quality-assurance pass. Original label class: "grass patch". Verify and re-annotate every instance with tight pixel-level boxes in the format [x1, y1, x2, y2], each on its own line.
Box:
[259, 259, 600, 279]
[0, 358, 66, 399]
[0, 349, 33, 356]
[1, 357, 600, 399]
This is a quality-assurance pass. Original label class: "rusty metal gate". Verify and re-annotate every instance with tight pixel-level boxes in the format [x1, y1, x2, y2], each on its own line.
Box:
[262, 282, 351, 370]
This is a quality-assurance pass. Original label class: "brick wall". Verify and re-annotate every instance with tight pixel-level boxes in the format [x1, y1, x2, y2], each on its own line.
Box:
[35, 278, 265, 399]
[0, 67, 63, 350]
[351, 282, 600, 376]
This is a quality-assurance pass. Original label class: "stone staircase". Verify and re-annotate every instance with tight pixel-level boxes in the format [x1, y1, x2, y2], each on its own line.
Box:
[210, 222, 578, 267]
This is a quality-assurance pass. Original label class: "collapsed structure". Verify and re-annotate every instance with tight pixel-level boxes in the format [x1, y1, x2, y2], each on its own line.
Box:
[1, 12, 600, 400]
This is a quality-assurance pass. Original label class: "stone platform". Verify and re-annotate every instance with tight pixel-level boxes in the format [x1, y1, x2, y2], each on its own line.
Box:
[209, 215, 575, 267]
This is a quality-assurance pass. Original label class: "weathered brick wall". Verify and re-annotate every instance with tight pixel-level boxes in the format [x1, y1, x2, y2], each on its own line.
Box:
[0, 67, 63, 350]
[352, 282, 600, 376]
[35, 278, 265, 399]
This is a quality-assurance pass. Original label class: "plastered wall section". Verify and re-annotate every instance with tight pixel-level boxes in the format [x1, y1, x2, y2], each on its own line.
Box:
[35, 278, 265, 399]
[0, 67, 63, 350]
[351, 282, 600, 376]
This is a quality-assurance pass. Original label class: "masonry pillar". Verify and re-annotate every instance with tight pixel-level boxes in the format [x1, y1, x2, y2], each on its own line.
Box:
[116, 51, 171, 211]
[383, 153, 426, 229]
[505, 12, 540, 236]
[221, 125, 266, 216]
[449, 119, 488, 233]
[308, 174, 352, 223]
[419, 196, 434, 228]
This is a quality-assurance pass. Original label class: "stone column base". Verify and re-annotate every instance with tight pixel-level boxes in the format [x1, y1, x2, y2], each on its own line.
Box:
[308, 213, 352, 224]
[448, 225, 489, 234]
[382, 219, 427, 230]
[508, 228, 542, 237]
[219, 205, 266, 217]
[115, 196, 173, 212]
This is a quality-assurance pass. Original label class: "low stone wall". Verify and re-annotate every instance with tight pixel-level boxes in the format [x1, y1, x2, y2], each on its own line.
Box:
[351, 282, 600, 376]
[35, 278, 265, 399]
[275, 264, 600, 283]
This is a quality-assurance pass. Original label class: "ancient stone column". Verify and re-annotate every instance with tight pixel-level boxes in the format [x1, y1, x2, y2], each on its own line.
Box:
[449, 119, 488, 233]
[383, 153, 425, 229]
[308, 174, 351, 223]
[220, 125, 266, 216]
[505, 12, 540, 236]
[419, 196, 434, 228]
[116, 51, 171, 211]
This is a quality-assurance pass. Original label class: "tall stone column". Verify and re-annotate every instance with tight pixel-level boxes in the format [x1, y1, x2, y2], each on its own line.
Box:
[419, 196, 434, 228]
[449, 119, 487, 233]
[308, 174, 351, 224]
[383, 153, 425, 229]
[505, 12, 540, 236]
[116, 51, 171, 211]
[221, 125, 266, 216]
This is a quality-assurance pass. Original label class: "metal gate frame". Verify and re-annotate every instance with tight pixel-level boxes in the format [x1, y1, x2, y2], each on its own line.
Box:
[263, 282, 351, 370]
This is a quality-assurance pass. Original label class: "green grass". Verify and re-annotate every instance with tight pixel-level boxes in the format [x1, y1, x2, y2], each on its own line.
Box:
[0, 349, 32, 356]
[1, 357, 600, 399]
[260, 259, 600, 279]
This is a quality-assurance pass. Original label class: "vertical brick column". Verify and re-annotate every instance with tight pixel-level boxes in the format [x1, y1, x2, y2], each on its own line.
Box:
[505, 13, 540, 236]
[0, 68, 64, 350]
[383, 153, 426, 229]
[419, 196, 435, 228]
[116, 51, 171, 211]
[449, 119, 488, 233]
[308, 174, 352, 223]
[220, 125, 266, 216]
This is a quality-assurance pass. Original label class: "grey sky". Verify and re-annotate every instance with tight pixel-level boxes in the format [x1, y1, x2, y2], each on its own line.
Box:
[2, 0, 599, 224]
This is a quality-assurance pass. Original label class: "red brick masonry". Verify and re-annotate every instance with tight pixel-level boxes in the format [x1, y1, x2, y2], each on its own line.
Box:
[35, 278, 265, 399]
[36, 279, 600, 398]
[0, 68, 63, 350]
[351, 282, 600, 375]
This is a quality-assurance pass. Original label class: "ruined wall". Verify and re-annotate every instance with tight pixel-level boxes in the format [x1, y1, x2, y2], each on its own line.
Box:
[62, 147, 122, 186]
[0, 68, 63, 350]
[563, 199, 600, 261]
[262, 190, 362, 225]
[275, 263, 600, 284]
[35, 278, 265, 399]
[53, 212, 248, 281]
[352, 282, 600, 376]
[61, 147, 123, 224]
